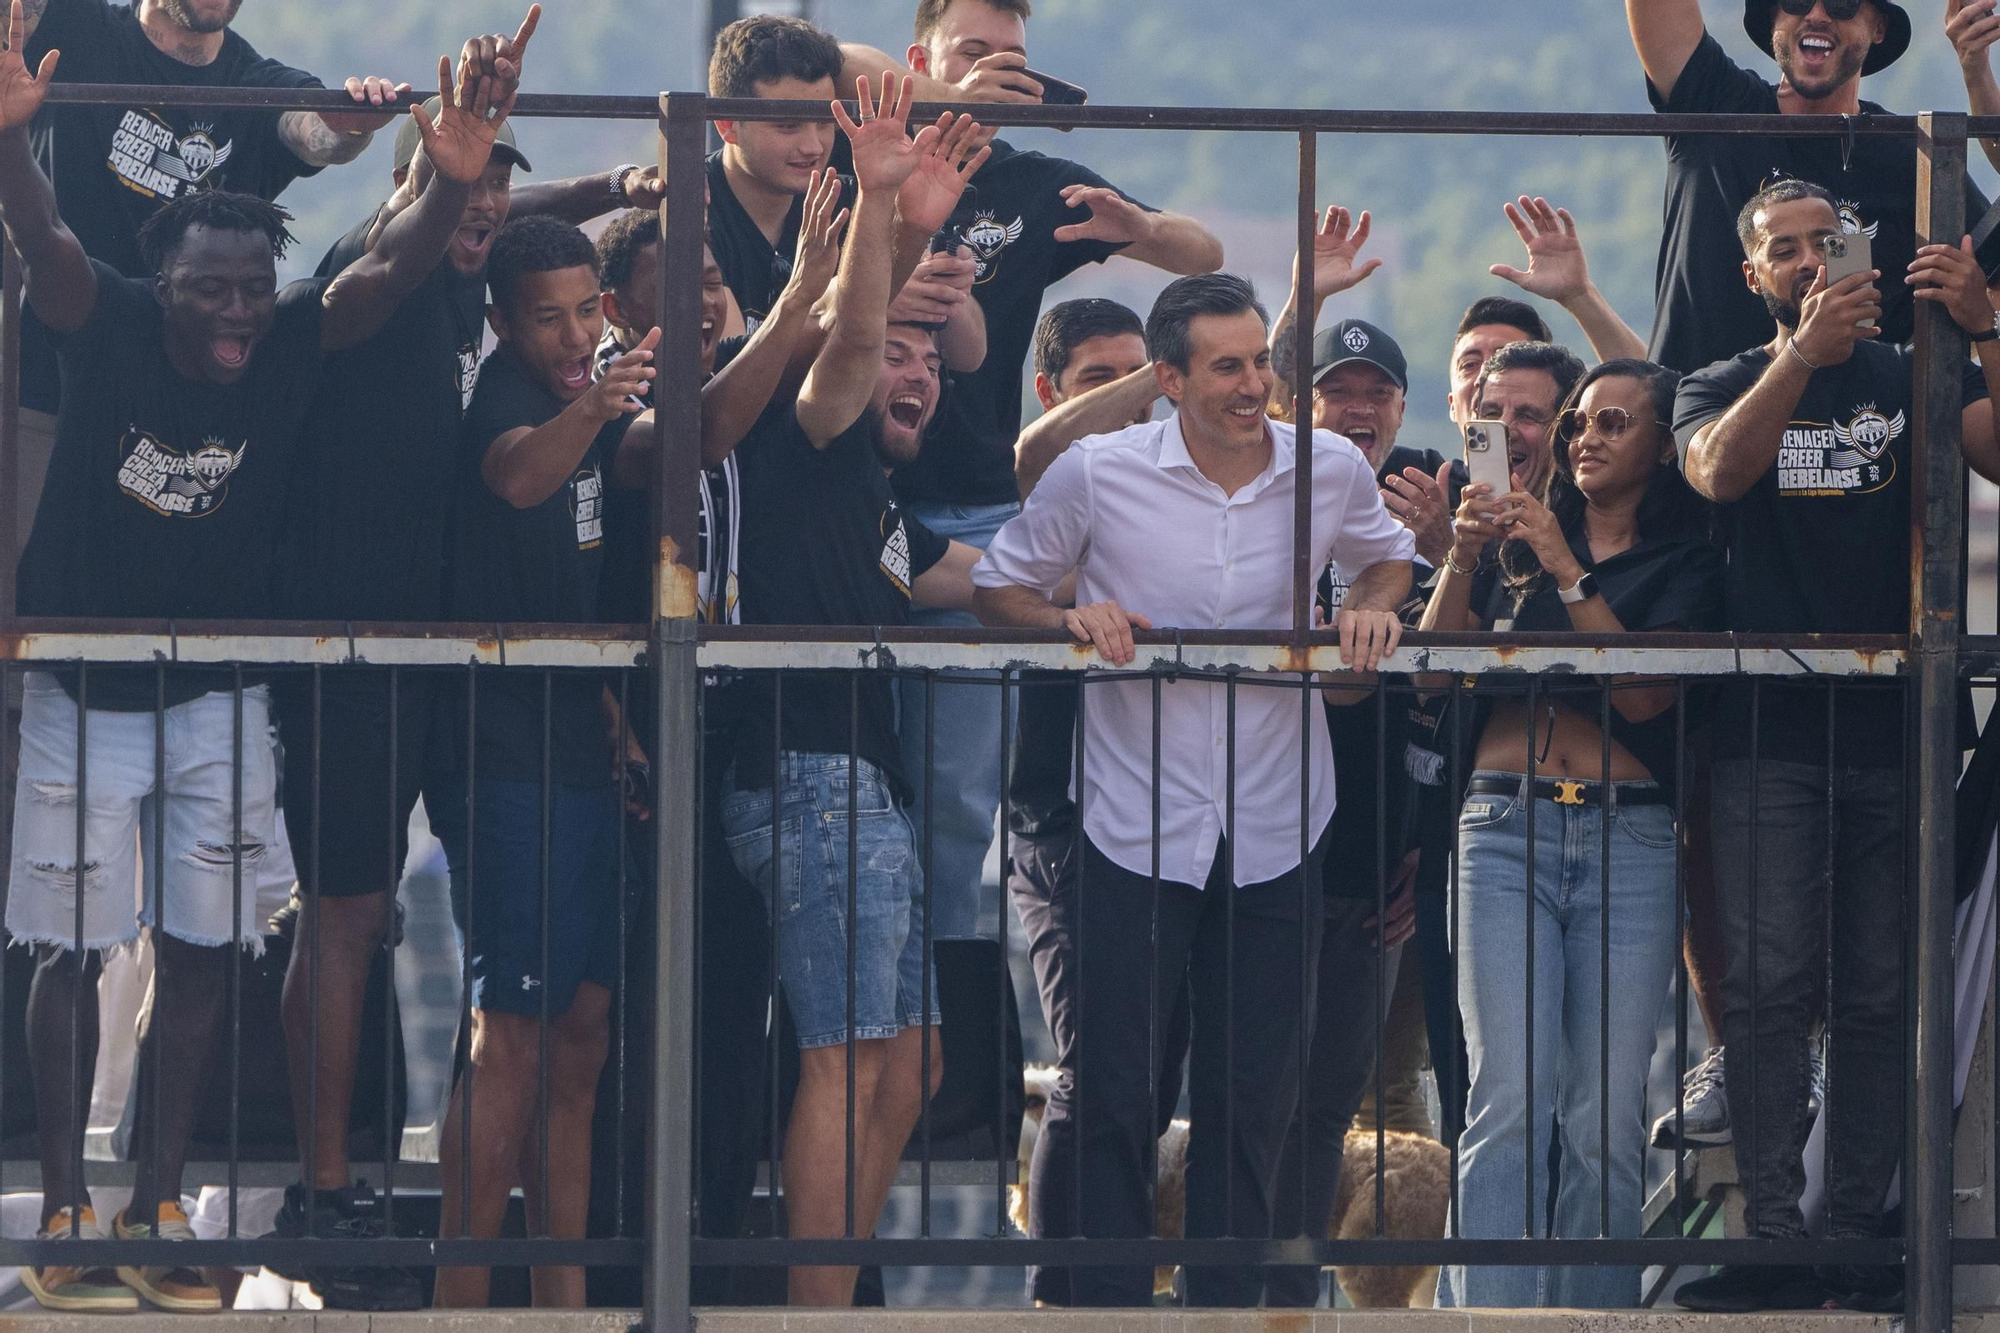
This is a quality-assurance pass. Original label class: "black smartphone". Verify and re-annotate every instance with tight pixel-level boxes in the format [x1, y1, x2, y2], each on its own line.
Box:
[1019, 67, 1087, 106]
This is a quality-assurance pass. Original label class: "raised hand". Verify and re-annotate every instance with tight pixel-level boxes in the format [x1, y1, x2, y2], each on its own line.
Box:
[410, 47, 507, 187]
[783, 168, 848, 306]
[1489, 196, 1590, 304]
[582, 325, 659, 421]
[1054, 183, 1159, 248]
[1792, 265, 1882, 366]
[951, 50, 1043, 103]
[1295, 205, 1383, 303]
[1908, 234, 1998, 335]
[832, 72, 939, 193]
[0, 0, 59, 134]
[1950, 0, 2000, 76]
[897, 111, 991, 235]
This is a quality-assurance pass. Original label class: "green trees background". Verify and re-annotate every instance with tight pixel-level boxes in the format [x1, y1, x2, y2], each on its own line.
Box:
[232, 0, 1995, 437]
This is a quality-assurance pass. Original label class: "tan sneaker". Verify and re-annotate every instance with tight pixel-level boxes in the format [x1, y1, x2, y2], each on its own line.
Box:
[20, 1205, 139, 1313]
[113, 1202, 222, 1313]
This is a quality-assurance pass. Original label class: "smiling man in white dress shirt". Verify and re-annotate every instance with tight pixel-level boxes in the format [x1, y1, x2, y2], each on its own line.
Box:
[972, 272, 1415, 1308]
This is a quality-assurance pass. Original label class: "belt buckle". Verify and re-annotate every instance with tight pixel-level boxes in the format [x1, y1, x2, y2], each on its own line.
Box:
[1553, 780, 1586, 807]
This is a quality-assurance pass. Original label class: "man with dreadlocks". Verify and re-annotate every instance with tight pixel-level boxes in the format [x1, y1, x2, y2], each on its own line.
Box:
[0, 1, 520, 1311]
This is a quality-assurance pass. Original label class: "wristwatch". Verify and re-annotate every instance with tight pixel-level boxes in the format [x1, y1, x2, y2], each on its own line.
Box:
[1972, 310, 2000, 344]
[1558, 571, 1599, 605]
[609, 163, 643, 203]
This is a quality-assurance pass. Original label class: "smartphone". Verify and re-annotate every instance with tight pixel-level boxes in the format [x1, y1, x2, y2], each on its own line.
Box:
[1823, 231, 1877, 329]
[1019, 66, 1088, 106]
[1462, 418, 1512, 498]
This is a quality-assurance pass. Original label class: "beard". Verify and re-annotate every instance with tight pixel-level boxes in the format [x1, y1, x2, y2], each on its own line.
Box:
[1775, 37, 1866, 100]
[865, 405, 922, 471]
[159, 0, 243, 33]
[1759, 283, 1804, 331]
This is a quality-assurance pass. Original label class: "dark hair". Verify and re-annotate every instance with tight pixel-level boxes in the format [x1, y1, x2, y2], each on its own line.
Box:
[1735, 177, 1837, 256]
[137, 189, 295, 273]
[914, 0, 1032, 45]
[1033, 298, 1143, 382]
[487, 216, 600, 309]
[1473, 340, 1586, 417]
[595, 209, 659, 293]
[1456, 295, 1551, 346]
[1145, 274, 1267, 374]
[708, 15, 844, 99]
[1497, 358, 1710, 598]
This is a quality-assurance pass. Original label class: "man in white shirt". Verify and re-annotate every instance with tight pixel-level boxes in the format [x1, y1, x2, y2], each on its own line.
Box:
[972, 273, 1415, 1307]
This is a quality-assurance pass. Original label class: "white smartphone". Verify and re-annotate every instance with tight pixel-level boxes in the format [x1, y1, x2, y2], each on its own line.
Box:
[1462, 418, 1512, 498]
[1823, 231, 1877, 329]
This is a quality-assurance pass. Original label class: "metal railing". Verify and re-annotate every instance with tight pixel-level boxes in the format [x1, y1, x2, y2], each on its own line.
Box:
[0, 82, 1986, 1330]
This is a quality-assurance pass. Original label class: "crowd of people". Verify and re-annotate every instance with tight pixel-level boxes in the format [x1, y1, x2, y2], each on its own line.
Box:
[0, 0, 1996, 1317]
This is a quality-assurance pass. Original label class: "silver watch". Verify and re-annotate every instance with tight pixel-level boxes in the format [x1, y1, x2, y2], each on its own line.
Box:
[609, 163, 643, 203]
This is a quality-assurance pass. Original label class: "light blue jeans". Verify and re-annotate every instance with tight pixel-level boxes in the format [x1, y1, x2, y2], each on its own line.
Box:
[1438, 772, 1678, 1310]
[897, 499, 1020, 940]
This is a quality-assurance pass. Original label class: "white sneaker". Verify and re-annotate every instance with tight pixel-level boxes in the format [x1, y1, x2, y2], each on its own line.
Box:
[1652, 1045, 1730, 1149]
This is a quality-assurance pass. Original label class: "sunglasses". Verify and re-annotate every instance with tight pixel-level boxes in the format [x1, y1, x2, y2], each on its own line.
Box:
[1776, 0, 1864, 19]
[1556, 406, 1660, 443]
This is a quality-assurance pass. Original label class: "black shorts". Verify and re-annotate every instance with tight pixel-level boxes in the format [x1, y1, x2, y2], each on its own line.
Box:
[272, 670, 441, 898]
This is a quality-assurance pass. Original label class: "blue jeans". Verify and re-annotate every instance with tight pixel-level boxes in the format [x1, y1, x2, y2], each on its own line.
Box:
[720, 753, 939, 1048]
[1439, 773, 1678, 1310]
[897, 499, 1020, 939]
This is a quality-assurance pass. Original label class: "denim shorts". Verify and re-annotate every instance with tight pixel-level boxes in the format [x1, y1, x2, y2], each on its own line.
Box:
[721, 753, 939, 1049]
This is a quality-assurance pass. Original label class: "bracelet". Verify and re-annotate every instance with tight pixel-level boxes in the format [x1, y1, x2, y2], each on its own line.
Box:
[1785, 338, 1820, 373]
[1444, 548, 1477, 577]
[609, 163, 642, 201]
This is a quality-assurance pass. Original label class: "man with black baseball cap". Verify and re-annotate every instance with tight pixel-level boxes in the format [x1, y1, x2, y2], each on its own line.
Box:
[267, 14, 673, 1308]
[1629, 0, 1996, 375]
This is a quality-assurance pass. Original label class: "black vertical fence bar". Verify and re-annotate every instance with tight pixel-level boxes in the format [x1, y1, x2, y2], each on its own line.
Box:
[845, 671, 859, 1239]
[1223, 673, 1238, 1231]
[1522, 677, 1539, 1238]
[617, 666, 632, 1236]
[1292, 130, 1314, 639]
[768, 674, 785, 1222]
[227, 668, 244, 1235]
[1671, 676, 1689, 1231]
[1823, 680, 1837, 1208]
[1372, 678, 1387, 1235]
[383, 665, 400, 1225]
[647, 87, 708, 1332]
[66, 663, 84, 1237]
[996, 669, 1013, 1227]
[0, 661, 9, 1200]
[0, 239, 19, 625]
[1447, 674, 1463, 1238]
[919, 671, 934, 1234]
[459, 664, 477, 1238]
[1070, 671, 1087, 1236]
[1747, 678, 1761, 1230]
[1145, 672, 1161, 1234]
[1597, 680, 1610, 1238]
[308, 664, 325, 1221]
[538, 670, 554, 1233]
[1908, 108, 1969, 1333]
[149, 662, 165, 1215]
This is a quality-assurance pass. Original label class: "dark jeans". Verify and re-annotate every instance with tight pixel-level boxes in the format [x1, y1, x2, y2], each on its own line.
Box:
[1266, 896, 1387, 1307]
[1007, 830, 1190, 1306]
[1711, 759, 1906, 1241]
[1071, 832, 1327, 1308]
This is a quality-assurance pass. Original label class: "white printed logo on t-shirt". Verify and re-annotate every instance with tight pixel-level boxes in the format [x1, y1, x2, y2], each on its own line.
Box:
[108, 112, 233, 200]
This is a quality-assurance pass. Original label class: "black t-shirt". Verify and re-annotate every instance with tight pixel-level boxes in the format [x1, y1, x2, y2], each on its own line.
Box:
[20, 1, 321, 412]
[1007, 673, 1078, 841]
[891, 140, 1151, 508]
[731, 400, 947, 803]
[1474, 533, 1723, 797]
[17, 261, 326, 707]
[1646, 31, 2000, 375]
[442, 348, 619, 787]
[704, 151, 855, 329]
[279, 215, 486, 622]
[1675, 340, 1986, 763]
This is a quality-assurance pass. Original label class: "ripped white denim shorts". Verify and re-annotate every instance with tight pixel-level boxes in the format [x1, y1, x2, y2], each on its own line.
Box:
[7, 672, 281, 953]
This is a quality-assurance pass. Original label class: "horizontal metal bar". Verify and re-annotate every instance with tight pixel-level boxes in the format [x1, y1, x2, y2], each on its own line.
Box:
[707, 97, 1952, 138]
[692, 1236, 1901, 1267]
[0, 1238, 643, 1266]
[24, 83, 1985, 137]
[700, 637, 1904, 677]
[0, 1159, 441, 1189]
[1, 622, 645, 667]
[41, 83, 661, 119]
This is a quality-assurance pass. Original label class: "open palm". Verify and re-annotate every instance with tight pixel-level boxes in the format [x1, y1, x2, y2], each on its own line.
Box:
[835, 73, 936, 194]
[410, 50, 508, 187]
[1490, 196, 1587, 302]
[898, 112, 989, 235]
[1301, 205, 1382, 301]
[0, 0, 58, 134]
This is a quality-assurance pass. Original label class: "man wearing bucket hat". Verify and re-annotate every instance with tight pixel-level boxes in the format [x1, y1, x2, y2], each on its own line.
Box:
[1630, 0, 2000, 378]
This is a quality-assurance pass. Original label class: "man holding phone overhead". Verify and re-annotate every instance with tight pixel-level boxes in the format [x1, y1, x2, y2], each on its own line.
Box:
[834, 0, 1225, 943]
[1628, 0, 2000, 376]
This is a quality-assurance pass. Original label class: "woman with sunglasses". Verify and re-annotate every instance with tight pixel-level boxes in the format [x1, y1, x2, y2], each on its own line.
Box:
[1419, 359, 1721, 1308]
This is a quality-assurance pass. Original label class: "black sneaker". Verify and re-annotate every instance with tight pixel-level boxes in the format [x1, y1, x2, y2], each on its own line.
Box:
[1814, 1263, 1904, 1313]
[1674, 1263, 1824, 1312]
[265, 1181, 422, 1312]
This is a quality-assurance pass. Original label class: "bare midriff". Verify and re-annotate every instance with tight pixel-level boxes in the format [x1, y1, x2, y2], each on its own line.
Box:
[1473, 694, 1652, 783]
